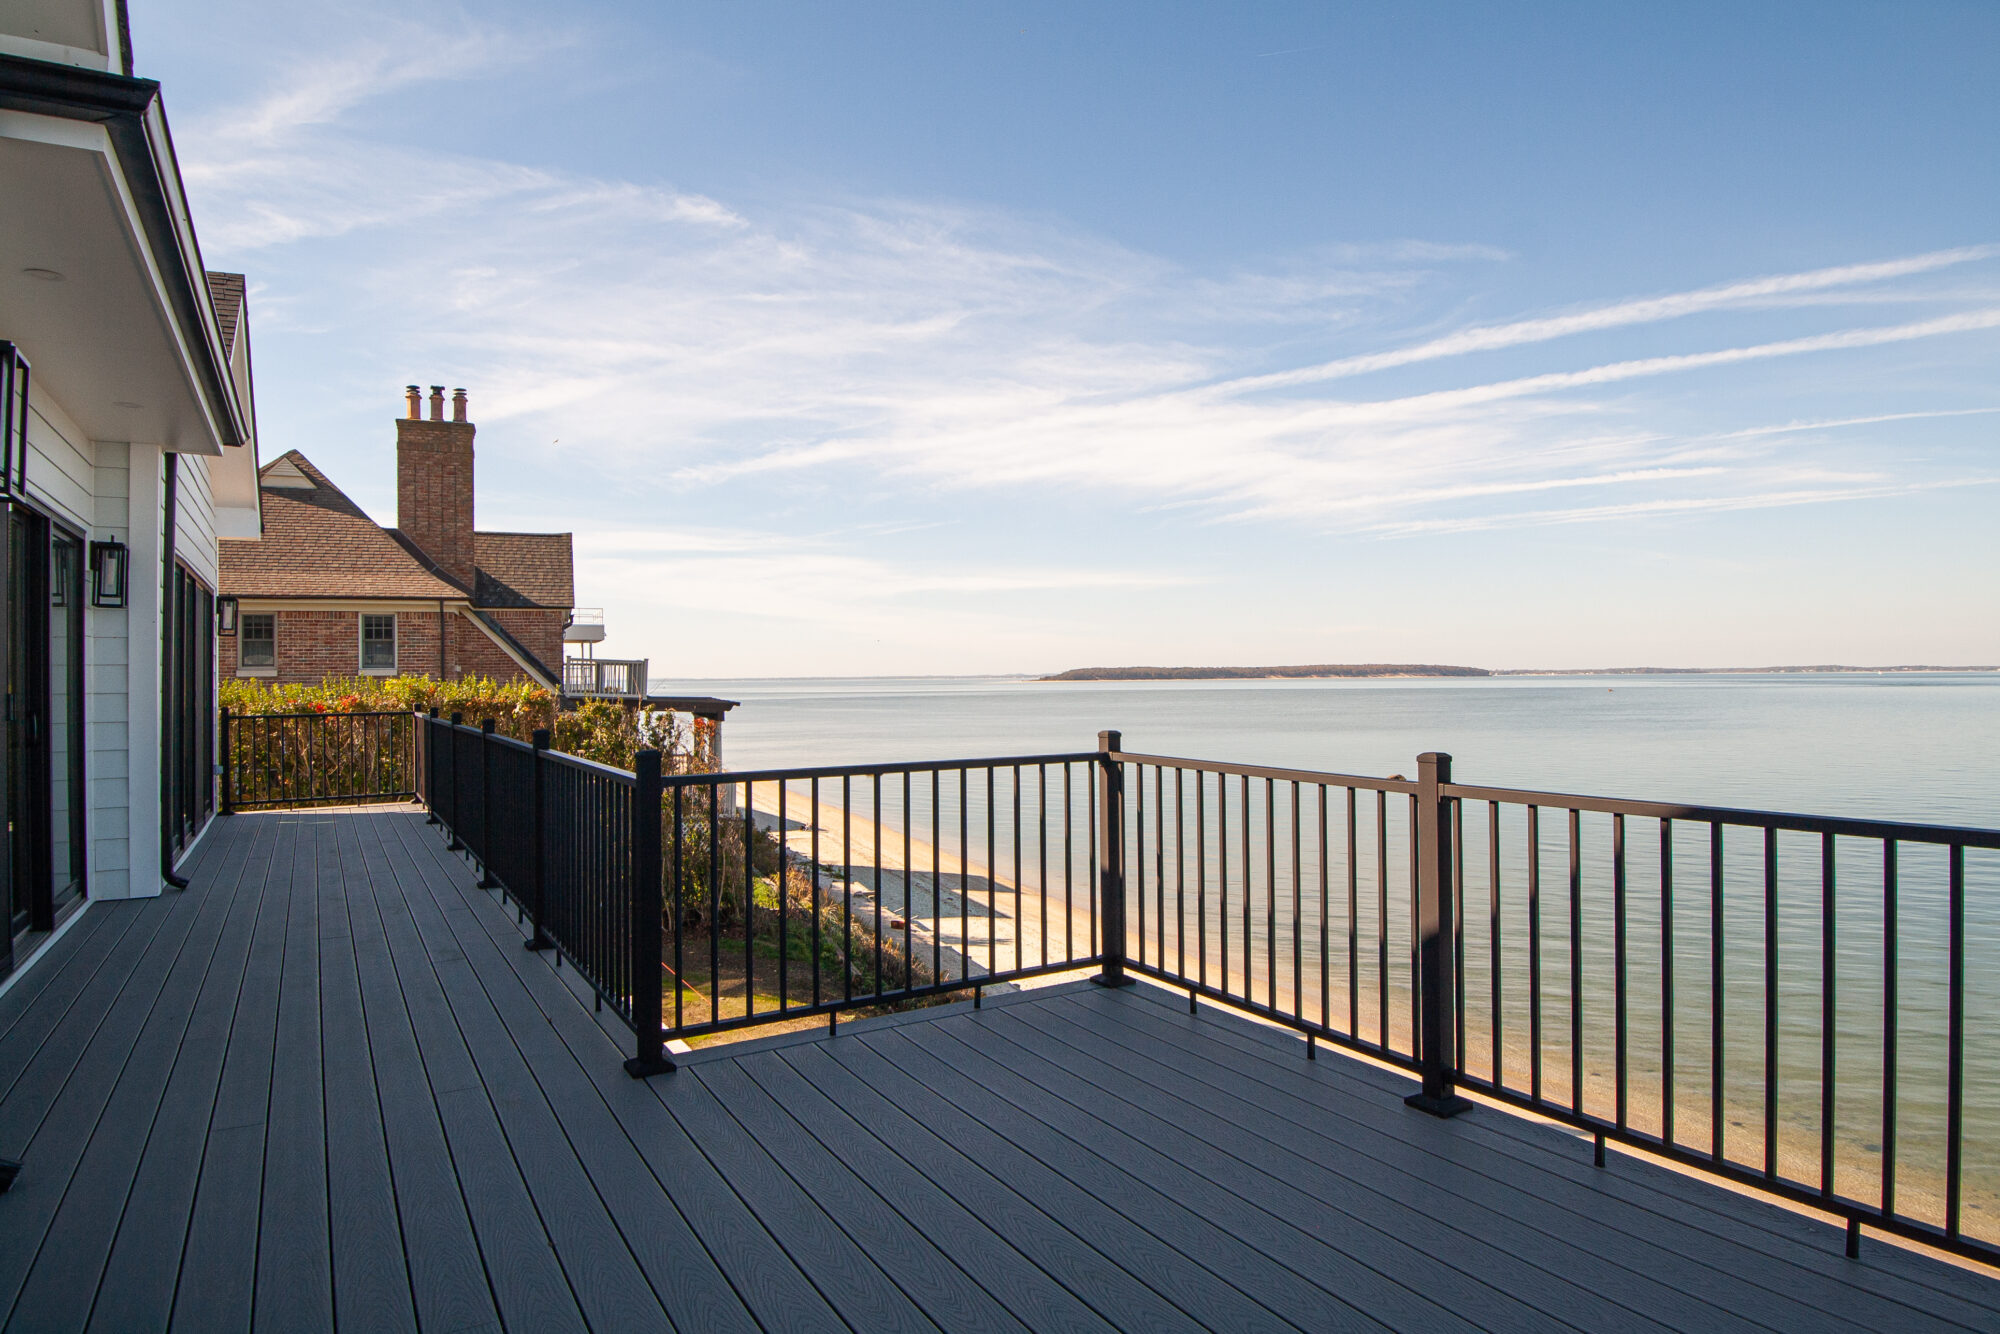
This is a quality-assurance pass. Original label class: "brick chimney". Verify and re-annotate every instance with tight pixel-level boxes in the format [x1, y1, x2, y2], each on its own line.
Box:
[396, 383, 476, 590]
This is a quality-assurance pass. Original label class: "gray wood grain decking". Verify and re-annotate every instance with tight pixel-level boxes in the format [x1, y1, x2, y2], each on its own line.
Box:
[0, 809, 1992, 1332]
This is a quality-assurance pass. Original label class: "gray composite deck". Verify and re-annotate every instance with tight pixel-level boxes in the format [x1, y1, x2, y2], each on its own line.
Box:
[0, 810, 1993, 1331]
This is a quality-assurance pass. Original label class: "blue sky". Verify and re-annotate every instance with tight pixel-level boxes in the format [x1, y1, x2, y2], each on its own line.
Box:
[137, 1, 2000, 675]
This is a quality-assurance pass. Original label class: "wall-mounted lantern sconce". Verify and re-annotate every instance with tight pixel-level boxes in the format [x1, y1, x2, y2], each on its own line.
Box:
[89, 539, 128, 608]
[216, 595, 239, 635]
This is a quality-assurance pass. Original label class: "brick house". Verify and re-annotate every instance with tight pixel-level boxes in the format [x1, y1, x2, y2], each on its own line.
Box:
[218, 386, 573, 689]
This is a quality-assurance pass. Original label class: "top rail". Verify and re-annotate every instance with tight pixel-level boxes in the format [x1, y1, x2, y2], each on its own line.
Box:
[231, 709, 415, 720]
[1110, 749, 1420, 794]
[1440, 781, 2000, 848]
[661, 751, 1103, 787]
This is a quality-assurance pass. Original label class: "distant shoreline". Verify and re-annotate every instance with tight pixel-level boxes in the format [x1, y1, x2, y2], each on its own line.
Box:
[1039, 663, 1999, 682]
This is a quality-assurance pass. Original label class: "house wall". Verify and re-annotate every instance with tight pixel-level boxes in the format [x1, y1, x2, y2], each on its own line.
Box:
[221, 601, 557, 690]
[23, 380, 139, 899]
[483, 607, 565, 678]
[225, 603, 440, 686]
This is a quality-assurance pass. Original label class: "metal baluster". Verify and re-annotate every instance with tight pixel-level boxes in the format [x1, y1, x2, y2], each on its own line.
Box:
[1946, 843, 1965, 1239]
[1570, 808, 1583, 1115]
[1820, 830, 1836, 1202]
[1881, 840, 1897, 1220]
[1615, 812, 1628, 1132]
[1490, 802, 1502, 1088]
[1529, 805, 1543, 1104]
[1711, 822, 1726, 1165]
[1661, 818, 1675, 1147]
[1764, 825, 1779, 1181]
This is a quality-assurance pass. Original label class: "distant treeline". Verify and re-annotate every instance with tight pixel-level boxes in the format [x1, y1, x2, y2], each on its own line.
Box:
[1042, 663, 1997, 682]
[1040, 664, 1492, 681]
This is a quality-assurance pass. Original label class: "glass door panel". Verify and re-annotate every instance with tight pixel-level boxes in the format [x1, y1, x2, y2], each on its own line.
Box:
[49, 529, 82, 912]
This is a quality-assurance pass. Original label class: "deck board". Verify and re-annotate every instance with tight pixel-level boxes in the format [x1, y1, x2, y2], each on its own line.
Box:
[318, 814, 418, 1334]
[0, 807, 1989, 1333]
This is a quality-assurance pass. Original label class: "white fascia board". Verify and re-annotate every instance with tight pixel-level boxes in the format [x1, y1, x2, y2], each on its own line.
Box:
[0, 34, 109, 69]
[0, 107, 228, 455]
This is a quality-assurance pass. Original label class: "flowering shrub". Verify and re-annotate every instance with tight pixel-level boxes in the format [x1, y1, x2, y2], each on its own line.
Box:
[220, 674, 716, 773]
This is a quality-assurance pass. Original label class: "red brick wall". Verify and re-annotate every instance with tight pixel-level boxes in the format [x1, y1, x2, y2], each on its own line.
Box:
[395, 417, 476, 588]
[222, 605, 557, 689]
[448, 612, 537, 682]
[484, 607, 566, 677]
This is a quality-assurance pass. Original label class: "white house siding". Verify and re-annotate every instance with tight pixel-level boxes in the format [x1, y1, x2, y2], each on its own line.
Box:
[176, 446, 216, 590]
[89, 443, 135, 898]
[17, 378, 150, 900]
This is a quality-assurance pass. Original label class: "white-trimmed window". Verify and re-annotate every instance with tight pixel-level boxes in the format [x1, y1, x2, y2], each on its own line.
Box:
[360, 613, 397, 673]
[239, 613, 276, 673]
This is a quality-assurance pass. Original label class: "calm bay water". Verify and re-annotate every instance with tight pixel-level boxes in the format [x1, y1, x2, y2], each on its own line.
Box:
[657, 671, 2000, 1236]
[667, 671, 2000, 829]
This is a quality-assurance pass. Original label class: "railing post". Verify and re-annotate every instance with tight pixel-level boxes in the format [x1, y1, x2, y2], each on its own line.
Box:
[1092, 729, 1133, 988]
[526, 728, 553, 952]
[219, 706, 233, 815]
[477, 718, 499, 887]
[625, 749, 673, 1076]
[1407, 751, 1470, 1116]
[424, 707, 441, 823]
[446, 712, 465, 849]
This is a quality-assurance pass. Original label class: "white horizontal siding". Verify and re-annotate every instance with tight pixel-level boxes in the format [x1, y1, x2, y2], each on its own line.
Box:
[174, 447, 216, 589]
[88, 440, 134, 898]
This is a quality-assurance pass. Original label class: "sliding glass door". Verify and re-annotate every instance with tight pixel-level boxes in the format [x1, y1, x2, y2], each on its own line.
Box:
[0, 505, 88, 975]
[165, 561, 214, 859]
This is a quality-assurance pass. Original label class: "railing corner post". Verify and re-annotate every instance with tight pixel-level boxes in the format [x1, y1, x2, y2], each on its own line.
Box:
[1407, 750, 1470, 1117]
[423, 707, 441, 823]
[1092, 729, 1134, 989]
[525, 728, 553, 952]
[625, 748, 674, 1077]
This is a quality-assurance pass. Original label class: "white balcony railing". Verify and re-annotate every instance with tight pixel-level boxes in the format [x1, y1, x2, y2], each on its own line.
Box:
[563, 656, 647, 699]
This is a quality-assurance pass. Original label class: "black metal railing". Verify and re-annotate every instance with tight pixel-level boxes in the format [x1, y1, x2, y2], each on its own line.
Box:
[418, 710, 1106, 1076]
[403, 715, 2000, 1265]
[220, 708, 417, 810]
[1104, 744, 2000, 1267]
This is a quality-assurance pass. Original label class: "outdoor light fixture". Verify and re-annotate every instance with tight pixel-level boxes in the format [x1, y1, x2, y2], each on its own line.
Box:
[89, 539, 128, 608]
[216, 595, 239, 635]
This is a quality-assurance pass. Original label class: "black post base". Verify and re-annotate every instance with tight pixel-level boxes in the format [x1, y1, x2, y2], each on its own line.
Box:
[624, 1053, 676, 1079]
[1404, 1090, 1473, 1118]
[1091, 972, 1136, 988]
[523, 936, 553, 952]
[478, 873, 499, 889]
[0, 1157, 19, 1192]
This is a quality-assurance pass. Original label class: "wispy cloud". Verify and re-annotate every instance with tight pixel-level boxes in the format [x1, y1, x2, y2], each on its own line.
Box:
[1208, 246, 2000, 395]
[187, 23, 2000, 553]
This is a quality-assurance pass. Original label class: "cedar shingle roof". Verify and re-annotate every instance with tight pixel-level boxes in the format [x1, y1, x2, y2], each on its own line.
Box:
[473, 532, 573, 608]
[218, 451, 466, 600]
[206, 271, 246, 352]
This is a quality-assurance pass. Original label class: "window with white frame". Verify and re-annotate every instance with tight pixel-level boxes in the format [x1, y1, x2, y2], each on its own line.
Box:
[240, 613, 275, 668]
[360, 613, 396, 672]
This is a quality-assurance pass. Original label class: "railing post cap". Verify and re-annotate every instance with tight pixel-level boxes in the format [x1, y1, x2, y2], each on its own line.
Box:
[532, 728, 550, 749]
[1418, 751, 1453, 767]
[481, 717, 496, 733]
[1098, 729, 1122, 752]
